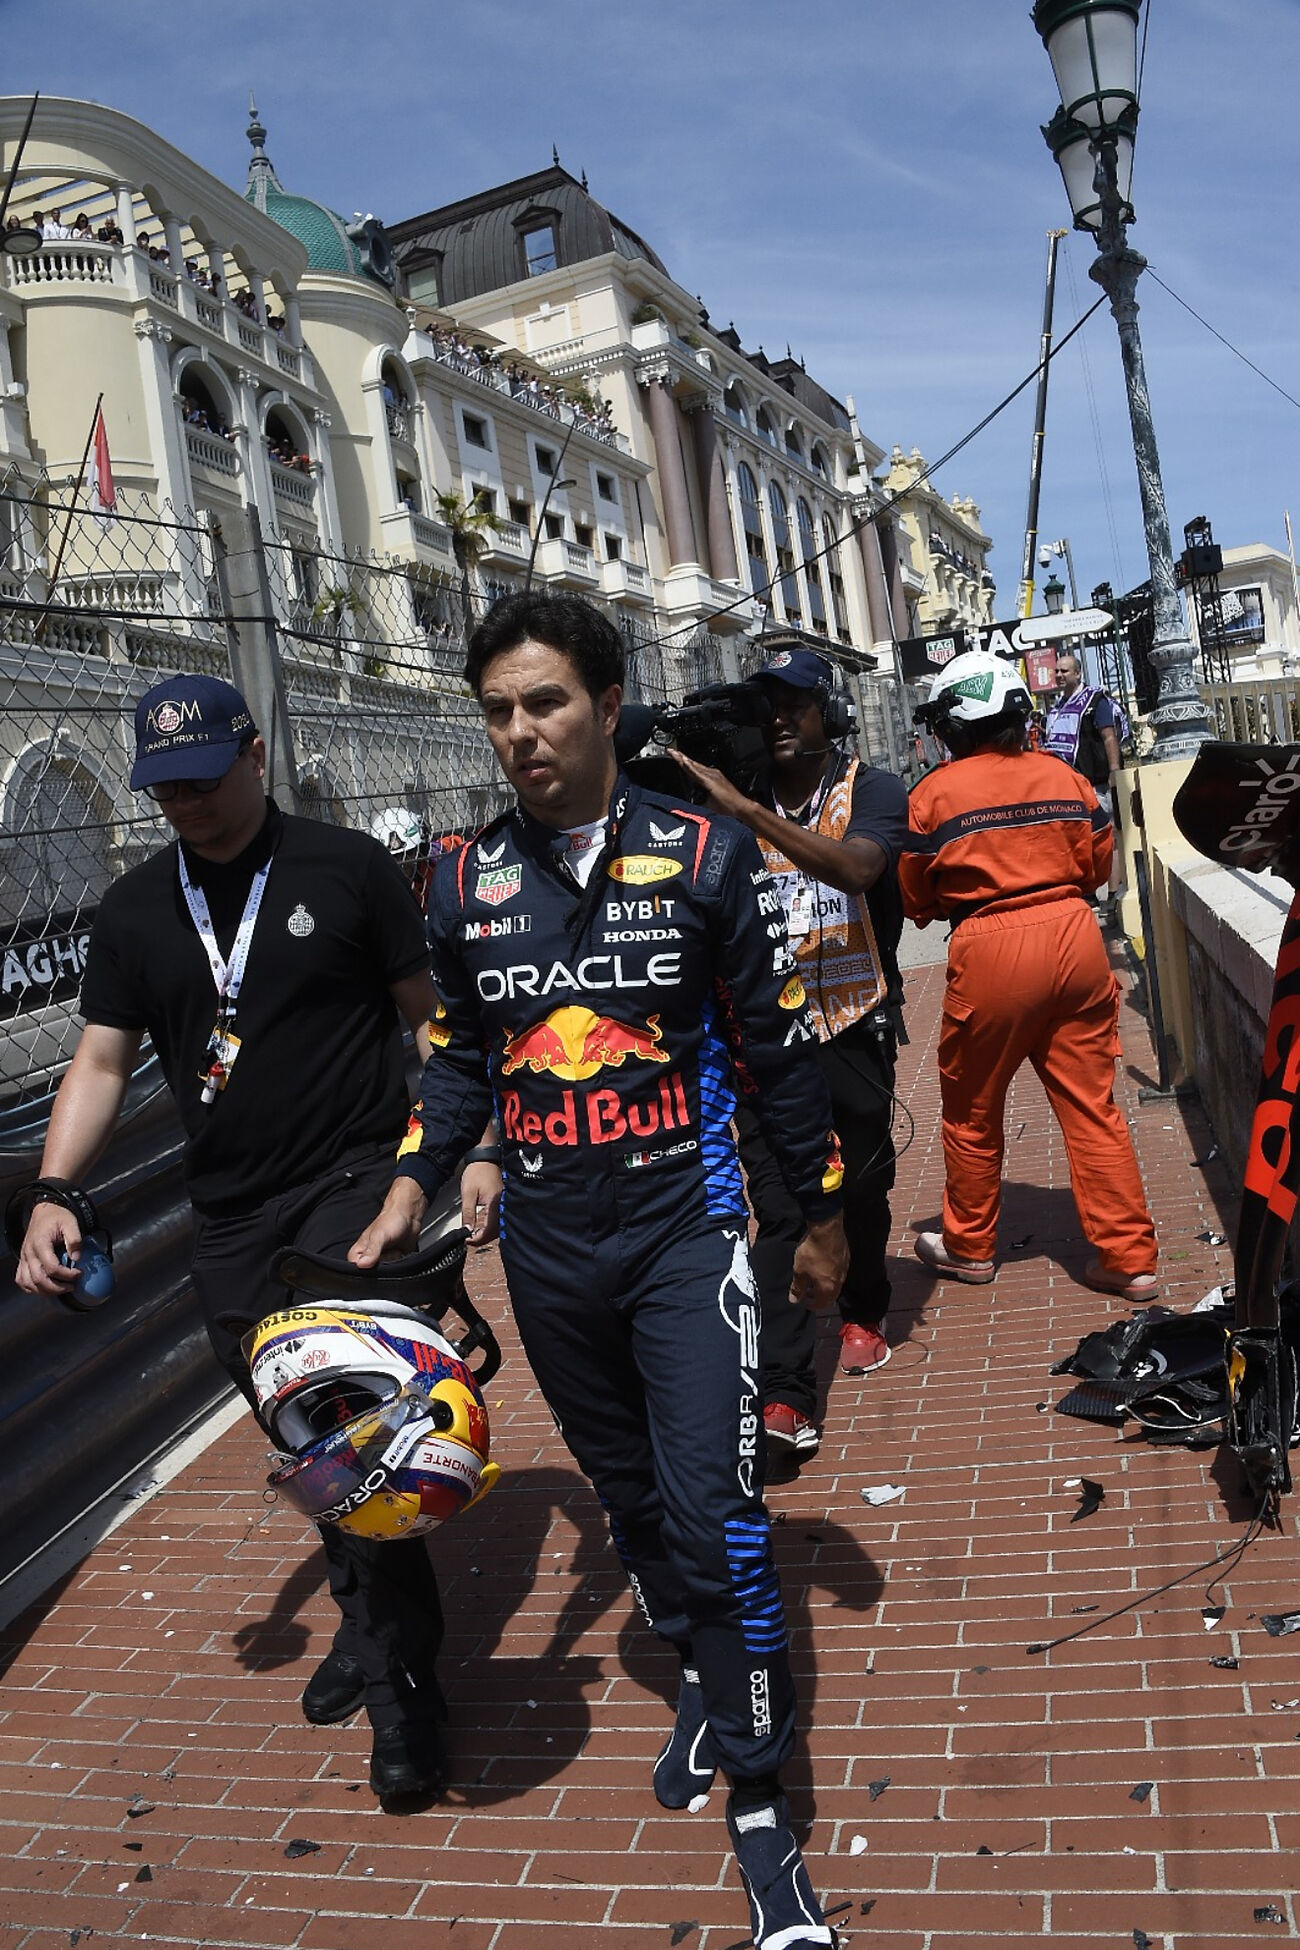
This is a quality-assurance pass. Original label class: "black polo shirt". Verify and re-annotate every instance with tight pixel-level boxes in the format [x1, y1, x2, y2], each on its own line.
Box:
[81, 803, 429, 1215]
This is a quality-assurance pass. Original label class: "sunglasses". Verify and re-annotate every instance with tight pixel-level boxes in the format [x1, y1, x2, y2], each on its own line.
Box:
[146, 772, 229, 803]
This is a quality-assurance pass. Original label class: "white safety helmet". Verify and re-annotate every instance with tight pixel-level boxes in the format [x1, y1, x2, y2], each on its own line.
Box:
[371, 806, 423, 857]
[919, 650, 1032, 727]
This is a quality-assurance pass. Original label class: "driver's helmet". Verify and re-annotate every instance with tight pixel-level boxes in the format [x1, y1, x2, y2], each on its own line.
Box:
[245, 1300, 499, 1540]
[924, 650, 1032, 725]
[371, 806, 424, 858]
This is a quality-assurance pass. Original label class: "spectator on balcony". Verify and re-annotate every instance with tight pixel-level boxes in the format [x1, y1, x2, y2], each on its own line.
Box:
[72, 213, 93, 240]
[42, 208, 70, 240]
[30, 209, 44, 237]
[97, 219, 124, 246]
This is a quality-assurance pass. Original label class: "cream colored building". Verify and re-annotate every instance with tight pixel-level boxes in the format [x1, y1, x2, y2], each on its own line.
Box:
[1186, 541, 1300, 677]
[878, 445, 996, 637]
[387, 164, 954, 696]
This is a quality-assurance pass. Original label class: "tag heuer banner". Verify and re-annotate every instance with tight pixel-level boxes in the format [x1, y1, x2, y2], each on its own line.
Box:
[897, 608, 1115, 683]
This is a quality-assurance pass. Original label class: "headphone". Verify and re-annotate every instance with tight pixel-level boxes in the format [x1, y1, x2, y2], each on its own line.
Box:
[816, 668, 855, 744]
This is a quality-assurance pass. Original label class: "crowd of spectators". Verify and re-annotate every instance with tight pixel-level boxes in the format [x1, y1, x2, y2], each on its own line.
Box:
[928, 530, 981, 580]
[425, 323, 617, 439]
[182, 399, 235, 445]
[266, 433, 312, 474]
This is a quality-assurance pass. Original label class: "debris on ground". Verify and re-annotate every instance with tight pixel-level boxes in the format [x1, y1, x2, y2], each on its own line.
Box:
[1129, 1781, 1154, 1804]
[1254, 1906, 1286, 1925]
[1191, 1143, 1220, 1167]
[1070, 1478, 1105, 1522]
[1262, 1613, 1300, 1637]
[1198, 1230, 1228, 1246]
[867, 1776, 890, 1801]
[283, 1838, 322, 1859]
[1203, 1605, 1227, 1630]
[1271, 1699, 1300, 1711]
[861, 1484, 905, 1506]
[847, 1835, 869, 1856]
[133, 1865, 152, 1882]
[125, 1800, 156, 1819]
[669, 1923, 698, 1945]
[1133, 1931, 1153, 1950]
[1070, 1604, 1099, 1616]
[1210, 1655, 1240, 1670]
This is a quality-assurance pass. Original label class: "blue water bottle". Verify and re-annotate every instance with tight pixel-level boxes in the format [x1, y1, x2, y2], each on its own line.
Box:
[59, 1232, 116, 1310]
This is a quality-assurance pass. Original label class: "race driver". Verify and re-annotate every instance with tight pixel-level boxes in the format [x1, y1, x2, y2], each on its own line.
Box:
[352, 593, 847, 1950]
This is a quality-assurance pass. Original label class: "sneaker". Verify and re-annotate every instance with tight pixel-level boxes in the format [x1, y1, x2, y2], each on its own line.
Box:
[1083, 1258, 1159, 1302]
[763, 1402, 821, 1456]
[653, 1666, 717, 1809]
[914, 1230, 995, 1285]
[726, 1790, 834, 1949]
[839, 1321, 891, 1374]
[301, 1647, 364, 1726]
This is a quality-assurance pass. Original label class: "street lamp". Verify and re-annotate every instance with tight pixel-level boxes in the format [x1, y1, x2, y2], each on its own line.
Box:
[1042, 572, 1066, 616]
[1033, 0, 1209, 760]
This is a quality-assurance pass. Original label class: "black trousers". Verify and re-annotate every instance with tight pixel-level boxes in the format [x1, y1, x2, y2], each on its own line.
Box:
[737, 1025, 897, 1417]
[503, 1218, 797, 1783]
[190, 1143, 445, 1733]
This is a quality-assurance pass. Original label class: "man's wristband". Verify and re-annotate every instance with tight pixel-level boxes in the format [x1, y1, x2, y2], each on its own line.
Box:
[462, 1146, 502, 1167]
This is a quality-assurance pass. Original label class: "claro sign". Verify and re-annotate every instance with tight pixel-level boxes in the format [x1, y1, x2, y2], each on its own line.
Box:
[1, 910, 94, 1018]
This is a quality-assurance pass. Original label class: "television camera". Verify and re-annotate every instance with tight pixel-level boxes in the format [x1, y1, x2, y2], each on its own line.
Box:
[614, 680, 774, 800]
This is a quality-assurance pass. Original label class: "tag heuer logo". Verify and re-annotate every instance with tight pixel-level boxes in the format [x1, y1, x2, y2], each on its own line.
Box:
[476, 864, 522, 907]
[287, 904, 315, 937]
[926, 637, 959, 668]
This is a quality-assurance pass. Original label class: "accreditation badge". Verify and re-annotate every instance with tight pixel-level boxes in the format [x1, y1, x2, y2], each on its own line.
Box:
[198, 1020, 242, 1091]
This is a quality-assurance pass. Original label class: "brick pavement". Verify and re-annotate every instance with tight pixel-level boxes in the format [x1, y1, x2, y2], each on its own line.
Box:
[2, 935, 1297, 1949]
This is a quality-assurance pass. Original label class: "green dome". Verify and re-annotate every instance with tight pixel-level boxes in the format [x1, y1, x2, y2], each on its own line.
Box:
[243, 98, 390, 286]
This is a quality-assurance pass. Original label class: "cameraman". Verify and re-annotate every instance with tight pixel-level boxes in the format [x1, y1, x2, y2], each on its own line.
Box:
[672, 646, 907, 1457]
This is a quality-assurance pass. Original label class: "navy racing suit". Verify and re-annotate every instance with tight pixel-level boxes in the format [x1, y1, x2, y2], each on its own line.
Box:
[396, 773, 842, 1781]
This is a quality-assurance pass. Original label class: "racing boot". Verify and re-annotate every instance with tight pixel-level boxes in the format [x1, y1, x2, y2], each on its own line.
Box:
[726, 1783, 833, 1950]
[653, 1664, 717, 1808]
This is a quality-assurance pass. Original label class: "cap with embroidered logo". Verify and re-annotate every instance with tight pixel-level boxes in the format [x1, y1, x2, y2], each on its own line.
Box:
[130, 673, 258, 790]
[752, 646, 836, 692]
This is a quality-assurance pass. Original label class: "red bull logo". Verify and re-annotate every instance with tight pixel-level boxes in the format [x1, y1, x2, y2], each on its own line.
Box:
[500, 1005, 670, 1081]
[501, 1069, 691, 1150]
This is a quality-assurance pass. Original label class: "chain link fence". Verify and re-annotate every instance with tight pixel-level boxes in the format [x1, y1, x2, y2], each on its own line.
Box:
[0, 476, 746, 1118]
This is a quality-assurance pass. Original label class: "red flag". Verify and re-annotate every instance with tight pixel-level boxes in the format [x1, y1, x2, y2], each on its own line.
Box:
[86, 407, 116, 526]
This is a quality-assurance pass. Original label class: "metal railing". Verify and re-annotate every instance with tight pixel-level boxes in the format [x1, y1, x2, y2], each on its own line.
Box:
[1202, 675, 1300, 745]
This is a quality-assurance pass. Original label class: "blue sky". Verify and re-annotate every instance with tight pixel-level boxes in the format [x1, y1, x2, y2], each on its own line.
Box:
[5, 0, 1296, 615]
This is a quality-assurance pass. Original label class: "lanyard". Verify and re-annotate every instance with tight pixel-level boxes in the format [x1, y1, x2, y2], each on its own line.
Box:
[178, 849, 272, 1014]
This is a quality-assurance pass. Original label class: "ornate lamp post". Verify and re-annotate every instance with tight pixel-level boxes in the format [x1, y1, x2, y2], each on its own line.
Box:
[1033, 0, 1210, 759]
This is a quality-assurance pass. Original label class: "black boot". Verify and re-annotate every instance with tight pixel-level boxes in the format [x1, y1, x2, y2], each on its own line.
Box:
[301, 1647, 365, 1726]
[369, 1721, 447, 1805]
[653, 1665, 717, 1808]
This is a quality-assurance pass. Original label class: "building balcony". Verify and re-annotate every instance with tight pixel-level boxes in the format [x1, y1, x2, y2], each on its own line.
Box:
[480, 519, 530, 568]
[600, 556, 653, 606]
[534, 537, 599, 589]
[270, 459, 316, 511]
[661, 565, 754, 624]
[378, 508, 455, 567]
[186, 426, 241, 480]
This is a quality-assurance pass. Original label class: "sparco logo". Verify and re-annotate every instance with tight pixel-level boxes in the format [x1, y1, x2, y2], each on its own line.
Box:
[1221, 753, 1300, 855]
[749, 1667, 772, 1738]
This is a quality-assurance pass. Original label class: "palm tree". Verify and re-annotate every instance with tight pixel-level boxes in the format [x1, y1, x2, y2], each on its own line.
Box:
[432, 489, 502, 643]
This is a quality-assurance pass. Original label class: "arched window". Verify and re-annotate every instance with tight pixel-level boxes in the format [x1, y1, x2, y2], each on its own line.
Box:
[755, 407, 779, 449]
[822, 515, 849, 636]
[177, 364, 235, 444]
[785, 426, 804, 461]
[265, 405, 311, 473]
[381, 358, 415, 442]
[767, 481, 790, 548]
[736, 462, 765, 594]
[3, 749, 113, 930]
[796, 498, 817, 564]
[723, 381, 748, 428]
[809, 444, 830, 481]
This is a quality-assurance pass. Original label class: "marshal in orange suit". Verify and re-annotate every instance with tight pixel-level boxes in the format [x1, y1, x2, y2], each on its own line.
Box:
[899, 651, 1157, 1300]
